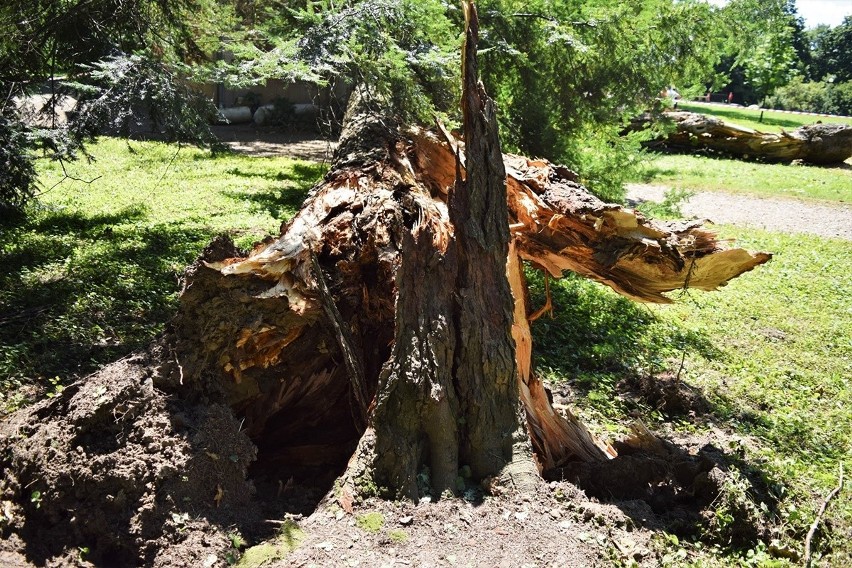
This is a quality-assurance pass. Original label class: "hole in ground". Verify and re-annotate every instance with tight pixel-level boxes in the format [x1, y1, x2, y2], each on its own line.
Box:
[243, 379, 365, 518]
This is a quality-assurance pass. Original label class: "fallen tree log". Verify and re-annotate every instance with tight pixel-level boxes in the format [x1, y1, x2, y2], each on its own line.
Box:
[634, 110, 852, 164]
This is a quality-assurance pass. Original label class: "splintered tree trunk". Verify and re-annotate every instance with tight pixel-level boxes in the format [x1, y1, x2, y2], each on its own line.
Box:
[368, 3, 536, 498]
[171, 8, 770, 499]
[637, 111, 852, 164]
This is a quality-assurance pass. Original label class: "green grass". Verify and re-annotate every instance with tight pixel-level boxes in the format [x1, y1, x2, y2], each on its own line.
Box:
[355, 511, 386, 532]
[676, 101, 852, 133]
[631, 153, 852, 203]
[236, 520, 304, 567]
[0, 138, 325, 408]
[533, 228, 852, 565]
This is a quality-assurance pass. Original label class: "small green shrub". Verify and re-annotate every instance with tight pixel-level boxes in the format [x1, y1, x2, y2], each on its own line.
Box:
[764, 76, 852, 116]
[765, 76, 827, 113]
[823, 81, 852, 116]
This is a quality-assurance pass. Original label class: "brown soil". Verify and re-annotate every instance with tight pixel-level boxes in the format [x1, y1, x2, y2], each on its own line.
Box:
[0, 348, 769, 567]
[0, 347, 264, 567]
[280, 433, 770, 568]
[281, 487, 610, 568]
[619, 372, 710, 417]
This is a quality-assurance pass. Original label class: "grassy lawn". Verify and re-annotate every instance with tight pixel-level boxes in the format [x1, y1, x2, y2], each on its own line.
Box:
[533, 227, 852, 565]
[676, 101, 852, 133]
[631, 153, 852, 203]
[0, 138, 325, 408]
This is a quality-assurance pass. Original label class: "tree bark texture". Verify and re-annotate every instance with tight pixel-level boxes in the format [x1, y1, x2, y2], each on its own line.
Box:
[174, 107, 770, 494]
[172, 31, 770, 498]
[366, 2, 537, 498]
[637, 111, 852, 164]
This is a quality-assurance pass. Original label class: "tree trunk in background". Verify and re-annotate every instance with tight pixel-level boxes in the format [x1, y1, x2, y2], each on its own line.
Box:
[171, 10, 771, 499]
[636, 111, 852, 164]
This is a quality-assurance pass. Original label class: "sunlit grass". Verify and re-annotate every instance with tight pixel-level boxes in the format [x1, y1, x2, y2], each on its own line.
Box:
[534, 226, 851, 563]
[676, 101, 852, 133]
[0, 137, 325, 404]
[657, 227, 852, 564]
[631, 152, 852, 203]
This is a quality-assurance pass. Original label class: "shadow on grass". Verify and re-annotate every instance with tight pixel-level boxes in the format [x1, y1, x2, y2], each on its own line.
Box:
[554, 431, 779, 551]
[528, 270, 786, 553]
[222, 162, 325, 220]
[528, 270, 719, 391]
[0, 209, 217, 393]
[225, 162, 326, 182]
[634, 164, 679, 184]
[33, 204, 150, 235]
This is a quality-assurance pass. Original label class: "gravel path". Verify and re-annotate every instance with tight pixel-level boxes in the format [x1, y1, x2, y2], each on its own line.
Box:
[625, 183, 852, 240]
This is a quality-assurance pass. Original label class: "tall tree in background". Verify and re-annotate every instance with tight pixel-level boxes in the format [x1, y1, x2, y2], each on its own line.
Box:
[810, 16, 852, 82]
[212, 0, 724, 202]
[741, 24, 798, 105]
[708, 0, 805, 105]
[2, 0, 743, 210]
[476, 0, 722, 200]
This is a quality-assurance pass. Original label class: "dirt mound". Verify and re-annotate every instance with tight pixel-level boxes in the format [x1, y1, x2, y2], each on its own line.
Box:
[0, 355, 771, 567]
[0, 347, 260, 567]
[554, 424, 770, 548]
[621, 372, 710, 416]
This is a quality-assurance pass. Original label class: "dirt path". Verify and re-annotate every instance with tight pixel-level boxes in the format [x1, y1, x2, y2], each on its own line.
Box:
[626, 183, 852, 240]
[212, 124, 338, 162]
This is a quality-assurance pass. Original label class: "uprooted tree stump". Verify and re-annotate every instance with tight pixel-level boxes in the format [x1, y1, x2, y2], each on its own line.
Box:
[0, 4, 772, 565]
[633, 110, 852, 164]
[169, 5, 770, 499]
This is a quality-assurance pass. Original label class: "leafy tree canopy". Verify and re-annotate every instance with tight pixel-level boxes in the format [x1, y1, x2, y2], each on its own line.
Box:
[476, 0, 722, 198]
[213, 0, 726, 199]
[808, 16, 852, 82]
[705, 0, 809, 105]
[2, 0, 760, 208]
